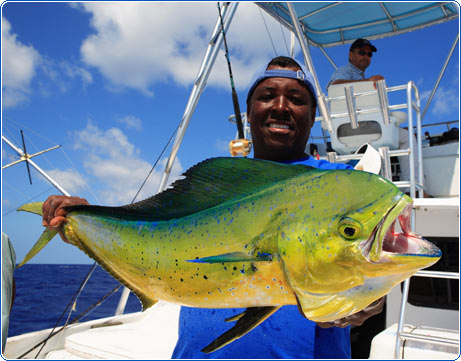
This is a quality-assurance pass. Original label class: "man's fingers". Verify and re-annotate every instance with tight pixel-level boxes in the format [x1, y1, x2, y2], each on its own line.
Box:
[49, 216, 67, 229]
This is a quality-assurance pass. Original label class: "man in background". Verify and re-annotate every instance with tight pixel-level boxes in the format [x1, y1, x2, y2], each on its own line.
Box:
[327, 38, 384, 89]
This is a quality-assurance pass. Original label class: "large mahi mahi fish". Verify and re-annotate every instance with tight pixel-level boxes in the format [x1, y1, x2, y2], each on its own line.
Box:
[18, 157, 441, 353]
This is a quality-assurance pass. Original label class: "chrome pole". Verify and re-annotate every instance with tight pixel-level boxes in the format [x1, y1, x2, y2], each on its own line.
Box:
[421, 34, 459, 121]
[156, 2, 238, 194]
[116, 2, 239, 316]
[411, 82, 424, 195]
[286, 2, 333, 133]
[406, 82, 416, 199]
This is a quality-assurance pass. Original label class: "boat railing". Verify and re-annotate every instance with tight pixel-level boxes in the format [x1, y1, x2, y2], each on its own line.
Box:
[421, 120, 458, 132]
[315, 80, 424, 199]
[314, 81, 459, 358]
[395, 269, 460, 358]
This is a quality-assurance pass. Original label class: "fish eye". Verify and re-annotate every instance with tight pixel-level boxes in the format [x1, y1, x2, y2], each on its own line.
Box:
[338, 218, 362, 241]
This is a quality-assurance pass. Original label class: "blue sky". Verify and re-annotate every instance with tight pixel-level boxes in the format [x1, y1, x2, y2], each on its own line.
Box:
[2, 2, 459, 264]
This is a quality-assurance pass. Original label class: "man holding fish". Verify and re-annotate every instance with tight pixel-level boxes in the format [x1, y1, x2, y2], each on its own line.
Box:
[41, 56, 386, 358]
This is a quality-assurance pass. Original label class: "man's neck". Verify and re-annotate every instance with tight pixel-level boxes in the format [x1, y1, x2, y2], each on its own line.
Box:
[254, 151, 309, 163]
[348, 61, 365, 73]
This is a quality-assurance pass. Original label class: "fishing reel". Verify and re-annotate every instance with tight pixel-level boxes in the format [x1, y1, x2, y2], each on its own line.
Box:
[229, 139, 252, 157]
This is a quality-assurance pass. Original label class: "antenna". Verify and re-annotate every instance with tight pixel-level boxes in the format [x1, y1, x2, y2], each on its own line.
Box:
[2, 134, 69, 196]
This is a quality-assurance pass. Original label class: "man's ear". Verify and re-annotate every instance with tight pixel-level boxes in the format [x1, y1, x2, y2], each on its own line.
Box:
[310, 106, 317, 127]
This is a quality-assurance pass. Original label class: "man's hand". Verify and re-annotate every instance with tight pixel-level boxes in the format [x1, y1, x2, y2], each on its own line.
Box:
[316, 297, 385, 328]
[42, 195, 89, 243]
[368, 75, 385, 89]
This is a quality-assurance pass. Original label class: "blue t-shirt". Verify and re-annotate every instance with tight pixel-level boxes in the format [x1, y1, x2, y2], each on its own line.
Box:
[172, 156, 353, 359]
[327, 62, 365, 89]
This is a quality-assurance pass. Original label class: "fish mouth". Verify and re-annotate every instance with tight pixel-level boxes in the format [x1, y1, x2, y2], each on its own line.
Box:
[360, 199, 441, 263]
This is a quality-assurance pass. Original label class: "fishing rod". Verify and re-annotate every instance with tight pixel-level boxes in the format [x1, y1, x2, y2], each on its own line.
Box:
[217, 2, 251, 157]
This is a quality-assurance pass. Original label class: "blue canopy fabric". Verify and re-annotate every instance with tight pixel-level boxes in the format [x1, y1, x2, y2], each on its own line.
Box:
[258, 2, 459, 48]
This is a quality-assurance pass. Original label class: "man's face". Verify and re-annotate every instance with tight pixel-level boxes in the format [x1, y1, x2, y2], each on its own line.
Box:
[349, 45, 373, 71]
[248, 65, 316, 162]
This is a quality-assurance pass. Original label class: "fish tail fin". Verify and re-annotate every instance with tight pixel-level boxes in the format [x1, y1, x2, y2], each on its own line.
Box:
[17, 229, 58, 268]
[17, 202, 45, 216]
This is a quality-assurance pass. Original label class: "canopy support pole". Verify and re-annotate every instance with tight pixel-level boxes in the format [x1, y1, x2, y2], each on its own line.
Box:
[156, 2, 238, 195]
[115, 2, 239, 316]
[286, 2, 333, 133]
[421, 33, 459, 121]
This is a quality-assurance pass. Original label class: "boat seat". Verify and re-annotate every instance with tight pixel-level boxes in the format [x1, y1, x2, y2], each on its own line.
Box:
[51, 302, 180, 359]
[326, 81, 402, 155]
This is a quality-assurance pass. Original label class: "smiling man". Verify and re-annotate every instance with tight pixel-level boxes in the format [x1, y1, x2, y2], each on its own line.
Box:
[172, 57, 384, 359]
[327, 38, 384, 88]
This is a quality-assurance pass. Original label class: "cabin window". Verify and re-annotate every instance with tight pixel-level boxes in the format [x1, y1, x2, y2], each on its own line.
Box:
[337, 121, 382, 144]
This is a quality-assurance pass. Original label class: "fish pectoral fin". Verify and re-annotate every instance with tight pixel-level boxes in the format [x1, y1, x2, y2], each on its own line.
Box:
[201, 306, 280, 354]
[17, 229, 58, 268]
[187, 252, 272, 263]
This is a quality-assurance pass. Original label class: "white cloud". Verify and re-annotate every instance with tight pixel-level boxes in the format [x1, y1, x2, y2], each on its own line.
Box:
[38, 57, 93, 95]
[431, 86, 459, 116]
[2, 17, 41, 107]
[46, 168, 88, 194]
[73, 120, 183, 205]
[117, 115, 142, 131]
[61, 61, 94, 89]
[79, 2, 292, 95]
[214, 138, 232, 154]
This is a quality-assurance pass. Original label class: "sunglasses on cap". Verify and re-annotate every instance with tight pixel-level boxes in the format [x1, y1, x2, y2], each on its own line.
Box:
[355, 50, 373, 58]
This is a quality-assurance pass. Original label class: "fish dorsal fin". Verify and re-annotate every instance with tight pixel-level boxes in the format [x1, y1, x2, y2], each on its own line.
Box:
[67, 157, 316, 221]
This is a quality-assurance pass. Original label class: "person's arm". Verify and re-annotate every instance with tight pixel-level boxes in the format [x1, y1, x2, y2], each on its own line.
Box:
[316, 297, 385, 328]
[42, 195, 90, 243]
[330, 75, 385, 87]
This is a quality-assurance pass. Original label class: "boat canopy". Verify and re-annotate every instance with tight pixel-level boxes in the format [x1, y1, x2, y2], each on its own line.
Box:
[257, 2, 458, 47]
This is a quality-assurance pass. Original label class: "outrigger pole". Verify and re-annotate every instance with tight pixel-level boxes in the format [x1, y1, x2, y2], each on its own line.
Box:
[2, 135, 69, 196]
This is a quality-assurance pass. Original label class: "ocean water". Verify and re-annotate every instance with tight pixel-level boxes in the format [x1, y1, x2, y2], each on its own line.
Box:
[8, 264, 142, 337]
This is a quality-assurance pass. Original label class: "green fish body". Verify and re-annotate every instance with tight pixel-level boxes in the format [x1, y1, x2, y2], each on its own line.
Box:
[18, 157, 441, 352]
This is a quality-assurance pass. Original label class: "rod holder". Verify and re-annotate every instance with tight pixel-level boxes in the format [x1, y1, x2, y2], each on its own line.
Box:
[376, 80, 391, 125]
[318, 93, 333, 133]
[344, 85, 358, 129]
[378, 146, 392, 180]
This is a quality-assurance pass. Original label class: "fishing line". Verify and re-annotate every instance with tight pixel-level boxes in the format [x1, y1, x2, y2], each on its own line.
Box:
[18, 284, 121, 359]
[2, 185, 55, 217]
[258, 5, 278, 56]
[59, 147, 101, 204]
[30, 263, 98, 359]
[273, 4, 290, 56]
[131, 123, 179, 204]
[217, 2, 245, 140]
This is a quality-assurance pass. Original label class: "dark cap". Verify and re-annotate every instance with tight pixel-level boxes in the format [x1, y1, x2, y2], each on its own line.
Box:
[350, 38, 377, 52]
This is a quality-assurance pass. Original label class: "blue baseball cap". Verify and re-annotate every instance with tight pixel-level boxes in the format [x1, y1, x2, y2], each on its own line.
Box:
[246, 60, 317, 106]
